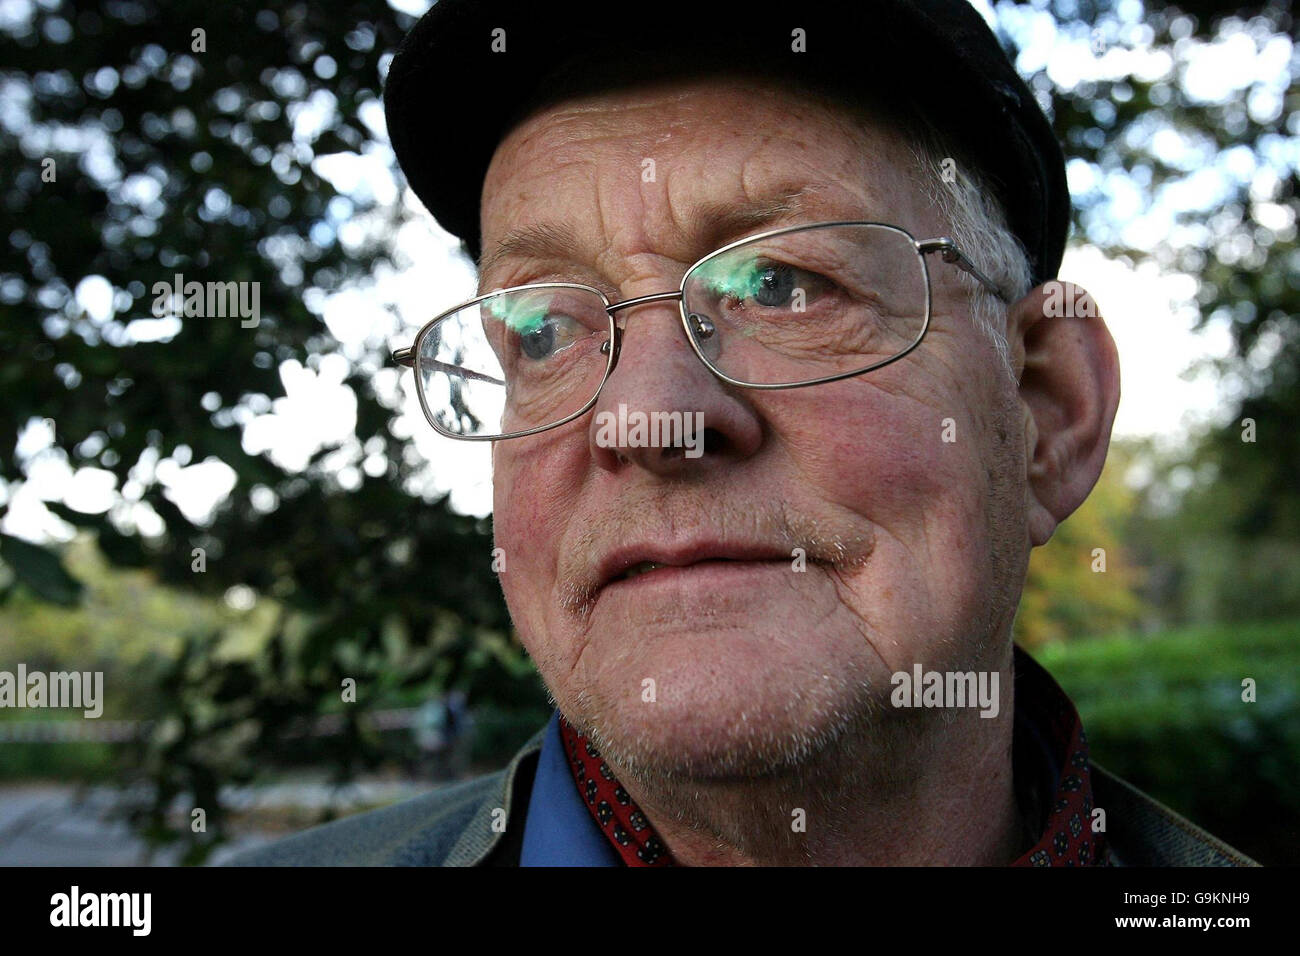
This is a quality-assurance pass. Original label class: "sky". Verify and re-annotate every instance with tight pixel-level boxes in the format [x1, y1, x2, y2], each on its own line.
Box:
[2, 0, 1292, 539]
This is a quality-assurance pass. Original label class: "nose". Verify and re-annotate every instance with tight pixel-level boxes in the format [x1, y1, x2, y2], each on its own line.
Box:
[587, 293, 763, 476]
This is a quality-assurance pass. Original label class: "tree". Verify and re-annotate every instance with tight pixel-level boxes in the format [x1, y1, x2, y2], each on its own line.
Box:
[0, 0, 541, 862]
[1025, 0, 1299, 623]
[1016, 442, 1146, 646]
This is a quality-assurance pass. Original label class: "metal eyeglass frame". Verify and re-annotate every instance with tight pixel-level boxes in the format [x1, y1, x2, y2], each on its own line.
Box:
[391, 220, 1011, 441]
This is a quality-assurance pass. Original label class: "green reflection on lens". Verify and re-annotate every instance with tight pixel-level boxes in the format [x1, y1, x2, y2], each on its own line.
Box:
[485, 295, 549, 334]
[692, 256, 764, 301]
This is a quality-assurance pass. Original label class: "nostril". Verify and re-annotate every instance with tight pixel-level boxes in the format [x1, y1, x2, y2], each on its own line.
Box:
[697, 426, 726, 456]
[652, 424, 724, 460]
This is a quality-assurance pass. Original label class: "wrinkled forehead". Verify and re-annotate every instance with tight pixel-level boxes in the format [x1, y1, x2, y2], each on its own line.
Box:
[478, 70, 931, 273]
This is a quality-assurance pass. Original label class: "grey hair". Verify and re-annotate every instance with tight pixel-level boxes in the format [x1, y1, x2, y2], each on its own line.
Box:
[901, 120, 1034, 381]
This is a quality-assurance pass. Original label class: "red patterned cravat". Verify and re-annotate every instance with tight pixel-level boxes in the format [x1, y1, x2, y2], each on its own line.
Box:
[1010, 647, 1108, 866]
[558, 716, 673, 865]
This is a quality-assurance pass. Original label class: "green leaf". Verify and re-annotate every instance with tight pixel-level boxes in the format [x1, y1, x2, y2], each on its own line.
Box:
[0, 533, 85, 607]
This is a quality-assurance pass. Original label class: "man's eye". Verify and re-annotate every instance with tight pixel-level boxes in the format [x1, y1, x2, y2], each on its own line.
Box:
[752, 264, 800, 307]
[519, 320, 555, 360]
[707, 259, 831, 309]
[517, 314, 581, 361]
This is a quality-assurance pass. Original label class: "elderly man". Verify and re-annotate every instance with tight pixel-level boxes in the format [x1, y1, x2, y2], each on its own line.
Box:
[234, 0, 1254, 866]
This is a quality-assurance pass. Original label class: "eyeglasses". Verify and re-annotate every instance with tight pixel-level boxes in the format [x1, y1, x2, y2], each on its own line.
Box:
[391, 221, 1009, 441]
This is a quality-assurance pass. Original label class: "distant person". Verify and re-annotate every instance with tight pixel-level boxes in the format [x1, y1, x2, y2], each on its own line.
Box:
[412, 696, 448, 777]
[441, 690, 472, 779]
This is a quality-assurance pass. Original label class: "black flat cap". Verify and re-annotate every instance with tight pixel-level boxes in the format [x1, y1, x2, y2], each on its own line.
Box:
[384, 0, 1069, 286]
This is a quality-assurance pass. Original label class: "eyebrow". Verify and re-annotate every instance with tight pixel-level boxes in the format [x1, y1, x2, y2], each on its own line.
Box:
[687, 186, 819, 250]
[477, 220, 582, 277]
[476, 185, 826, 277]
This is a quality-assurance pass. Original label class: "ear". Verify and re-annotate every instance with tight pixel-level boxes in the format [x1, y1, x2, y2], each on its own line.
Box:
[1007, 282, 1121, 547]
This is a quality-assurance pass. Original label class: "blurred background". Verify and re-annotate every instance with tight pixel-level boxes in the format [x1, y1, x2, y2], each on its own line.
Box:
[0, 0, 1295, 865]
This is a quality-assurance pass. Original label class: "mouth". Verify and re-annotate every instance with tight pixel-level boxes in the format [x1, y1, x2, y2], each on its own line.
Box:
[597, 544, 804, 592]
[616, 557, 766, 582]
[559, 523, 873, 619]
[620, 560, 669, 581]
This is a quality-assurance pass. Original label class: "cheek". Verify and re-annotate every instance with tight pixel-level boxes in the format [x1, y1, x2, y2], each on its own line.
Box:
[491, 432, 587, 645]
[780, 380, 985, 523]
[771, 378, 1001, 638]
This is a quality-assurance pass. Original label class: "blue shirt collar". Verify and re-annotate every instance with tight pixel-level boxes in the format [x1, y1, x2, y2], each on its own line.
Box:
[519, 711, 622, 866]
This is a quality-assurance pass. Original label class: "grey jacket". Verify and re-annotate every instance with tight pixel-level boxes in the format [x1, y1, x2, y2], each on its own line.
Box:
[227, 726, 1259, 867]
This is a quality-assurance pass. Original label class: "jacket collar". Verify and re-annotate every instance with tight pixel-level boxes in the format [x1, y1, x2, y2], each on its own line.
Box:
[443, 723, 545, 866]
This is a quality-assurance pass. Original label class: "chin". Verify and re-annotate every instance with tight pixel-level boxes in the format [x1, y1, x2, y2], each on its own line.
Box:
[566, 643, 886, 781]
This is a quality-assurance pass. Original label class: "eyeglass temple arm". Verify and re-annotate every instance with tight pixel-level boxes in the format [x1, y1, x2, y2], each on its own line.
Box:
[389, 347, 505, 386]
[917, 238, 1012, 305]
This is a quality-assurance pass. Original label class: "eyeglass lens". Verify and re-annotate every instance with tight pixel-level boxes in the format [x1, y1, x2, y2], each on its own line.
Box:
[416, 223, 926, 439]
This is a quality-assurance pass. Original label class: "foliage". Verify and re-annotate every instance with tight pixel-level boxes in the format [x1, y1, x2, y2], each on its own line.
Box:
[1031, 618, 1300, 865]
[0, 0, 523, 861]
[1038, 0, 1299, 582]
[1015, 442, 1146, 646]
[0, 533, 214, 669]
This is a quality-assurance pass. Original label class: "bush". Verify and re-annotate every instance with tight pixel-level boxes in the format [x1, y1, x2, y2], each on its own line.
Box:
[1030, 619, 1300, 865]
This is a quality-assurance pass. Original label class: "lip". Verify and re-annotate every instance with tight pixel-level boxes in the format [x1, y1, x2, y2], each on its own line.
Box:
[602, 558, 796, 598]
[596, 541, 798, 591]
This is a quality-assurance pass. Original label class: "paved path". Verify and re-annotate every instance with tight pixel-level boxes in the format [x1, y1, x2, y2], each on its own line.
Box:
[0, 778, 433, 866]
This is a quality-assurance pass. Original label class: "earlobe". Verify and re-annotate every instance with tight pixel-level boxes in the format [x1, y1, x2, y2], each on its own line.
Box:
[1010, 282, 1121, 547]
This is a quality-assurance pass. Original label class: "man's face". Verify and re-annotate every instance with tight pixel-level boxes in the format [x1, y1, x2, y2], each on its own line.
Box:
[480, 76, 1031, 778]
